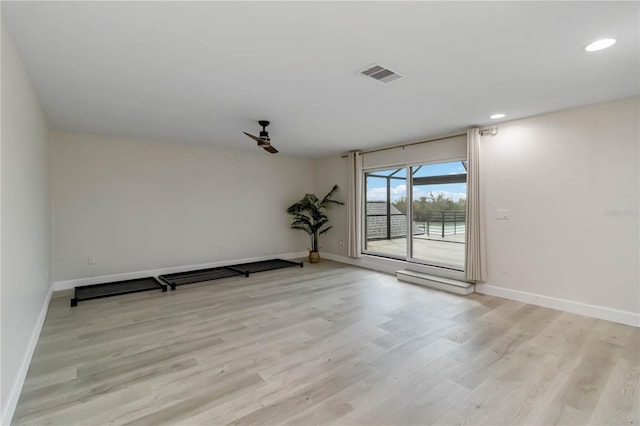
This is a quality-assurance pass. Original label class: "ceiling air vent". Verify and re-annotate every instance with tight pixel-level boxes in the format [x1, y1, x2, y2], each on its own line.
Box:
[360, 64, 402, 83]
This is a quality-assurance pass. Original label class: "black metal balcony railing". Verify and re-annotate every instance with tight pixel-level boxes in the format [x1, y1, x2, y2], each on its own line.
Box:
[365, 209, 465, 240]
[420, 210, 466, 238]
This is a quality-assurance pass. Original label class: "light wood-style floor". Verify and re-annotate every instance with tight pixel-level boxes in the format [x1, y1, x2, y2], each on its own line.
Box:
[13, 261, 639, 425]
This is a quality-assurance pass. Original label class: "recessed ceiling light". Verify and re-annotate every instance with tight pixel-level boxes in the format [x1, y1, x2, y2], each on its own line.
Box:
[584, 38, 616, 52]
[490, 113, 506, 119]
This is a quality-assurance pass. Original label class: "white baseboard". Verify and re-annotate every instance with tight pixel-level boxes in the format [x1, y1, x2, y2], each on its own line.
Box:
[53, 251, 308, 291]
[1, 283, 53, 425]
[476, 284, 640, 328]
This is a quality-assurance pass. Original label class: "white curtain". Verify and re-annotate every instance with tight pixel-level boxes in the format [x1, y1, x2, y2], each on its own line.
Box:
[347, 151, 363, 258]
[465, 128, 487, 282]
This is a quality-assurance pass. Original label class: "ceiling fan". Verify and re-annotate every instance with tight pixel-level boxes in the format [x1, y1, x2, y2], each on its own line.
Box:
[243, 120, 278, 154]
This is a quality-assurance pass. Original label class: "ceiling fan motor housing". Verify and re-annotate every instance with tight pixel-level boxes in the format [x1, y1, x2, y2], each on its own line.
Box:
[258, 120, 270, 141]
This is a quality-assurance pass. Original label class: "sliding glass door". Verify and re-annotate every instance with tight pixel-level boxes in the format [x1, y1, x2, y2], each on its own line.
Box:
[362, 160, 467, 271]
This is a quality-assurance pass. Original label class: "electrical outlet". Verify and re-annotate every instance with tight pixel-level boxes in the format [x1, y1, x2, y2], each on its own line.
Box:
[88, 256, 96, 265]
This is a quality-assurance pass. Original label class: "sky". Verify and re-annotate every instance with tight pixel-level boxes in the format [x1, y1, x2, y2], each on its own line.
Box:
[366, 161, 467, 202]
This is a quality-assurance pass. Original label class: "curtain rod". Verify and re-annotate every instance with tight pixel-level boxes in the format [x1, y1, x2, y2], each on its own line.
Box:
[340, 127, 497, 158]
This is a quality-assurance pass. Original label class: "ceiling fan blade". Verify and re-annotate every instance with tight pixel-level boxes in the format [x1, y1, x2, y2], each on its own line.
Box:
[244, 127, 277, 153]
[243, 132, 265, 144]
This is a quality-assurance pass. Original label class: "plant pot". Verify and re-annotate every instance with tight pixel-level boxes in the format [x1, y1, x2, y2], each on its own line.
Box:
[308, 251, 320, 263]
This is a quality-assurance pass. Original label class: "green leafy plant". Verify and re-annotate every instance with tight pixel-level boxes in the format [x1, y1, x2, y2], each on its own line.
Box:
[287, 185, 344, 252]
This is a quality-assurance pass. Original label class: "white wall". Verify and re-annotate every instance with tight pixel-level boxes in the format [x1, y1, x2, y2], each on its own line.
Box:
[479, 96, 639, 323]
[51, 132, 315, 283]
[314, 159, 351, 256]
[315, 96, 639, 325]
[1, 20, 52, 424]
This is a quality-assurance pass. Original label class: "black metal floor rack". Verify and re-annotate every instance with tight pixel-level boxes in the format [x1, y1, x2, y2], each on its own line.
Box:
[158, 266, 245, 290]
[70, 277, 167, 307]
[71, 259, 304, 306]
[159, 258, 304, 290]
[228, 259, 304, 276]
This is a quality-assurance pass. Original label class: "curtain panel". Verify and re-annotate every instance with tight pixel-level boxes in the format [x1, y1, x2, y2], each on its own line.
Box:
[465, 128, 487, 281]
[347, 151, 363, 258]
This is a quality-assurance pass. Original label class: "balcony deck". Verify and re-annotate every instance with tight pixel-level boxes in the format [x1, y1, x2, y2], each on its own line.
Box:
[365, 233, 465, 270]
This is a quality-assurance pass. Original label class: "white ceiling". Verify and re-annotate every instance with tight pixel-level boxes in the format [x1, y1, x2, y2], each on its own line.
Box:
[3, 1, 639, 157]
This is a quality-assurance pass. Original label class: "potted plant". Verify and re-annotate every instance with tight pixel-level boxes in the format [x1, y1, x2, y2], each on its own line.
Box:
[287, 185, 344, 263]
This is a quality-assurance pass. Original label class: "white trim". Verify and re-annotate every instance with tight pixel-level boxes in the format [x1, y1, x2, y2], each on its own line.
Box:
[1, 283, 53, 425]
[53, 252, 308, 291]
[476, 284, 640, 328]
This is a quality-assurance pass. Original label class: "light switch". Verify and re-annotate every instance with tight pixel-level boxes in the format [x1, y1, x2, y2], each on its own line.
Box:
[496, 209, 509, 220]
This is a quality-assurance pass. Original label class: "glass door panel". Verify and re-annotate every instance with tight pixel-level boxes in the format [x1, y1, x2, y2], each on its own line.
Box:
[363, 168, 407, 258]
[410, 161, 466, 270]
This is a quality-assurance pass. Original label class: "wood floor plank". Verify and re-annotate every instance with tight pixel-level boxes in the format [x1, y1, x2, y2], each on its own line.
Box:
[12, 260, 639, 425]
[588, 357, 640, 425]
